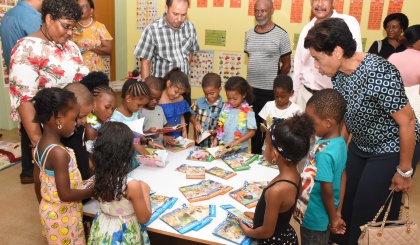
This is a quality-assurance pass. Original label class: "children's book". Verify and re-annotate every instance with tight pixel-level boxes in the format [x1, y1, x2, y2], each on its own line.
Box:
[82, 175, 95, 189]
[206, 166, 237, 180]
[183, 203, 216, 231]
[256, 156, 278, 169]
[220, 204, 254, 227]
[159, 204, 201, 234]
[259, 123, 269, 133]
[158, 123, 188, 133]
[135, 149, 169, 168]
[175, 164, 187, 173]
[212, 217, 253, 245]
[186, 148, 214, 162]
[145, 194, 178, 226]
[179, 180, 233, 203]
[165, 136, 195, 152]
[221, 153, 259, 171]
[125, 118, 159, 137]
[0, 141, 21, 163]
[186, 165, 206, 179]
[0, 153, 20, 171]
[229, 181, 269, 208]
[206, 146, 238, 159]
[196, 130, 211, 144]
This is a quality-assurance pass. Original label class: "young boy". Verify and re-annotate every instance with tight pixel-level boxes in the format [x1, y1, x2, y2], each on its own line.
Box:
[190, 73, 223, 147]
[299, 88, 347, 244]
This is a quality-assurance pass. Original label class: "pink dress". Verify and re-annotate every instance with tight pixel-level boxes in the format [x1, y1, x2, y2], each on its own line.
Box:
[34, 144, 86, 244]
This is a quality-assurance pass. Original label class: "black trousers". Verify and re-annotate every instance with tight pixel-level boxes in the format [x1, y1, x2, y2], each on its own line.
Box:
[330, 141, 420, 245]
[183, 92, 191, 134]
[19, 123, 38, 178]
[250, 88, 274, 154]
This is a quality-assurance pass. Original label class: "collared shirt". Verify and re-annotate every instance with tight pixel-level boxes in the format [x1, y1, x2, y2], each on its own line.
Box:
[0, 0, 41, 72]
[367, 37, 406, 59]
[190, 96, 223, 147]
[245, 24, 292, 90]
[134, 14, 200, 78]
[292, 10, 362, 102]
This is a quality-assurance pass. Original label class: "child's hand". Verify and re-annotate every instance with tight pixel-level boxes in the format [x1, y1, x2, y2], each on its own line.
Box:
[150, 142, 165, 150]
[211, 138, 218, 147]
[145, 127, 157, 133]
[329, 218, 346, 235]
[235, 218, 253, 232]
[224, 142, 237, 149]
[163, 135, 175, 146]
[193, 124, 202, 133]
[182, 130, 188, 138]
[243, 211, 254, 219]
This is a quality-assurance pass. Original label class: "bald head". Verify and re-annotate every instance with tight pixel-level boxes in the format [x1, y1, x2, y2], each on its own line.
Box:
[64, 83, 93, 107]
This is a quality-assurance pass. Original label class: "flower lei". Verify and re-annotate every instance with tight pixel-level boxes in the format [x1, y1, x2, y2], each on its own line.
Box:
[216, 101, 250, 145]
[86, 113, 101, 131]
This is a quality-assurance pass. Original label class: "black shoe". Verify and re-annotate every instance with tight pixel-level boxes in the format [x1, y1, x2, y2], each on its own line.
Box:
[20, 176, 34, 184]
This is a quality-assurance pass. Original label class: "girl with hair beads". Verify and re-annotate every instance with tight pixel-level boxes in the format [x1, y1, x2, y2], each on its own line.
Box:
[237, 114, 315, 245]
[159, 67, 191, 138]
[88, 122, 152, 245]
[213, 76, 257, 152]
[32, 88, 93, 244]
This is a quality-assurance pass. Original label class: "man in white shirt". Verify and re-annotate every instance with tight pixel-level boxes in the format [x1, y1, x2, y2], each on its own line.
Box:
[292, 0, 362, 110]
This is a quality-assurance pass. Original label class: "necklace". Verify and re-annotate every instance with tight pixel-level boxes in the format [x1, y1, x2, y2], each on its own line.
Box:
[39, 25, 65, 51]
[216, 101, 250, 145]
[274, 101, 292, 118]
[78, 18, 93, 28]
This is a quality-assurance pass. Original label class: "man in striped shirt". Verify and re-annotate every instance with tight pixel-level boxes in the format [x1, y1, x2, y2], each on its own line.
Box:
[245, 0, 292, 154]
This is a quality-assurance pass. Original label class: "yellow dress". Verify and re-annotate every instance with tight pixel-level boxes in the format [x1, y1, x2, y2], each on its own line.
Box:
[72, 21, 112, 72]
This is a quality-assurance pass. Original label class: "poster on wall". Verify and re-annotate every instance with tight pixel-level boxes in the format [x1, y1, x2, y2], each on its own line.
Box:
[136, 0, 158, 31]
[290, 0, 304, 23]
[334, 0, 345, 14]
[367, 0, 384, 30]
[387, 0, 404, 15]
[189, 50, 214, 87]
[216, 52, 243, 85]
[0, 0, 18, 88]
[197, 0, 208, 7]
[349, 0, 363, 23]
[293, 33, 300, 51]
[214, 0, 224, 7]
[205, 30, 226, 46]
[230, 0, 241, 8]
[273, 0, 282, 10]
[247, 0, 256, 16]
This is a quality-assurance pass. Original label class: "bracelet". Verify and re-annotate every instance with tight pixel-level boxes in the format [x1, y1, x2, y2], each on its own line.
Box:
[396, 167, 413, 178]
[146, 138, 154, 146]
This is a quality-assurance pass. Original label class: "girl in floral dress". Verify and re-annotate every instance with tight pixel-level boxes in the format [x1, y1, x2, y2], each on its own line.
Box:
[32, 88, 93, 244]
[213, 76, 257, 152]
[88, 122, 152, 244]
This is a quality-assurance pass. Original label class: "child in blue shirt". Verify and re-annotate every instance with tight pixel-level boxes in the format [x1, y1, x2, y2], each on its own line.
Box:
[300, 89, 347, 244]
[190, 73, 223, 147]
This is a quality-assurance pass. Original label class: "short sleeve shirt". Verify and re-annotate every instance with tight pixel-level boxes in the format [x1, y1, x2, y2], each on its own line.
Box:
[333, 53, 420, 154]
[138, 106, 167, 145]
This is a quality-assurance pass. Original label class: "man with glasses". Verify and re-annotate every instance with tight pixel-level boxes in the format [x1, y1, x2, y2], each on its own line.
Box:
[292, 0, 362, 110]
[245, 0, 291, 154]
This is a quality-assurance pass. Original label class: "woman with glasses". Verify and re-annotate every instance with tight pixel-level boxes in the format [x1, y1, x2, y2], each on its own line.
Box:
[72, 0, 113, 72]
[8, 0, 88, 189]
[367, 13, 408, 59]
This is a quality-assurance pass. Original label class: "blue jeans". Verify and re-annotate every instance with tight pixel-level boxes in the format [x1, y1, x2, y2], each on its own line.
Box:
[301, 227, 329, 245]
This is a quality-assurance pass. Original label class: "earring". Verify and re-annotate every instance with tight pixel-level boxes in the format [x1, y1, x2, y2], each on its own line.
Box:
[127, 100, 130, 103]
[338, 57, 341, 60]
[58, 125, 62, 130]
[92, 108, 95, 114]
[271, 159, 276, 165]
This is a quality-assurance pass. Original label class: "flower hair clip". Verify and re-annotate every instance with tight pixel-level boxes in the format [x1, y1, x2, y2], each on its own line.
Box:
[126, 71, 141, 81]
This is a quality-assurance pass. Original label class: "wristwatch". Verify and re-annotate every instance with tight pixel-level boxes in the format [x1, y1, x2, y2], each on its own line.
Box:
[146, 138, 154, 146]
[396, 167, 413, 178]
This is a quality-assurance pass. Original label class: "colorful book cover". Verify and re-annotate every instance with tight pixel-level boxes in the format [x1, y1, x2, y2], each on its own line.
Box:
[229, 181, 268, 208]
[165, 137, 195, 152]
[135, 149, 169, 167]
[145, 194, 178, 226]
[221, 153, 259, 171]
[186, 148, 214, 162]
[158, 123, 188, 133]
[159, 204, 201, 234]
[220, 204, 254, 227]
[187, 204, 216, 231]
[206, 146, 238, 159]
[256, 156, 278, 169]
[186, 165, 206, 179]
[175, 164, 187, 173]
[206, 166, 237, 180]
[212, 217, 253, 245]
[179, 180, 232, 202]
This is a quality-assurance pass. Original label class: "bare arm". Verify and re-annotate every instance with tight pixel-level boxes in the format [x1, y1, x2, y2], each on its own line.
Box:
[321, 182, 346, 234]
[279, 55, 291, 75]
[33, 164, 42, 203]
[18, 102, 42, 146]
[340, 120, 350, 144]
[90, 40, 112, 55]
[140, 58, 151, 79]
[127, 180, 152, 224]
[180, 115, 187, 138]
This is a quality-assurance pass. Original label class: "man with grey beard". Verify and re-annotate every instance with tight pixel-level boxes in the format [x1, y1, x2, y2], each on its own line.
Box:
[245, 0, 291, 154]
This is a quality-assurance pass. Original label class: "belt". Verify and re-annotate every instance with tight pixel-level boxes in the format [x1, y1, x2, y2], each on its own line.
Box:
[303, 85, 320, 94]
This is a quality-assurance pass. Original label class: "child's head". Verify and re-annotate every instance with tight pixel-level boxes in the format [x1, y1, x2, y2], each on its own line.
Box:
[273, 75, 294, 109]
[33, 88, 79, 138]
[80, 71, 116, 123]
[93, 122, 134, 202]
[122, 70, 150, 113]
[163, 67, 190, 100]
[224, 76, 255, 108]
[266, 114, 314, 165]
[306, 89, 346, 138]
[64, 83, 93, 127]
[202, 73, 222, 104]
[144, 76, 165, 110]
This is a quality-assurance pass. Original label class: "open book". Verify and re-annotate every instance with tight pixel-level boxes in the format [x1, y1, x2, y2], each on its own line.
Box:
[206, 146, 238, 159]
[212, 217, 253, 245]
[165, 136, 195, 152]
[124, 117, 159, 137]
[135, 149, 169, 167]
[229, 181, 269, 208]
[220, 204, 254, 227]
[196, 130, 211, 144]
[158, 123, 188, 134]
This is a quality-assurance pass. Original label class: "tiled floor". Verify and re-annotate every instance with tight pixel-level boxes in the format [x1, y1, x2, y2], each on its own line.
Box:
[0, 128, 419, 244]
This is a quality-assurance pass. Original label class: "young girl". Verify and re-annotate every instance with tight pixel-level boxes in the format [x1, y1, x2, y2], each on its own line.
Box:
[88, 122, 152, 245]
[237, 114, 314, 244]
[212, 76, 257, 152]
[32, 88, 93, 244]
[159, 67, 191, 138]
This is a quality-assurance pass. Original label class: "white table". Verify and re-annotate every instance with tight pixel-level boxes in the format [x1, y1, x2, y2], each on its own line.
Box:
[83, 147, 278, 244]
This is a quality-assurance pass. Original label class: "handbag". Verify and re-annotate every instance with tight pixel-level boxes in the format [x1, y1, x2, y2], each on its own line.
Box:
[358, 188, 418, 245]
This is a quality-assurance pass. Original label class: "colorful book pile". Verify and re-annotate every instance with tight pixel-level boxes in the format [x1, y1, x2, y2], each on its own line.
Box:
[206, 146, 239, 159]
[179, 180, 233, 202]
[220, 204, 254, 227]
[186, 148, 215, 162]
[256, 156, 278, 169]
[229, 181, 269, 208]
[205, 166, 236, 180]
[212, 216, 253, 245]
[135, 149, 169, 167]
[145, 194, 178, 226]
[221, 152, 259, 171]
[160, 203, 216, 234]
[165, 137, 195, 152]
[175, 164, 205, 179]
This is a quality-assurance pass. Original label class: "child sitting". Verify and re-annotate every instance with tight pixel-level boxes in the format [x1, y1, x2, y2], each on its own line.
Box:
[88, 122, 152, 244]
[299, 89, 347, 244]
[190, 73, 223, 147]
[237, 114, 314, 244]
[213, 76, 257, 152]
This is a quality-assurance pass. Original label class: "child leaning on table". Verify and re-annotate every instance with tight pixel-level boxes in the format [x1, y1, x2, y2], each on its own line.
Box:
[88, 122, 152, 245]
[237, 114, 314, 245]
[190, 73, 223, 147]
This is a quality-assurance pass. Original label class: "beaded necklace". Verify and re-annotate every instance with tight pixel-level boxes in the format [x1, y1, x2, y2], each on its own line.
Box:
[39, 25, 65, 51]
[216, 101, 250, 145]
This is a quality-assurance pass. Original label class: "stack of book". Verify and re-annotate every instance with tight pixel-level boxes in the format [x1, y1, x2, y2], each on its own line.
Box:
[179, 180, 233, 202]
[145, 194, 178, 226]
[229, 181, 269, 208]
[221, 152, 259, 171]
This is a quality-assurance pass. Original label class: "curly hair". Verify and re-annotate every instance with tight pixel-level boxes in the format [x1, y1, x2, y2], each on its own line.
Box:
[307, 88, 346, 123]
[273, 74, 293, 92]
[304, 18, 357, 59]
[383, 13, 409, 31]
[80, 71, 114, 99]
[33, 88, 77, 124]
[93, 122, 135, 202]
[224, 76, 255, 104]
[144, 76, 165, 91]
[202, 73, 222, 88]
[270, 114, 314, 164]
[121, 70, 150, 99]
[163, 67, 191, 93]
[42, 0, 82, 22]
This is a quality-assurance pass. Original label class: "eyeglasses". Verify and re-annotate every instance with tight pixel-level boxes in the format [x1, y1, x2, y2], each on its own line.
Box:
[80, 4, 90, 10]
[56, 19, 78, 32]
